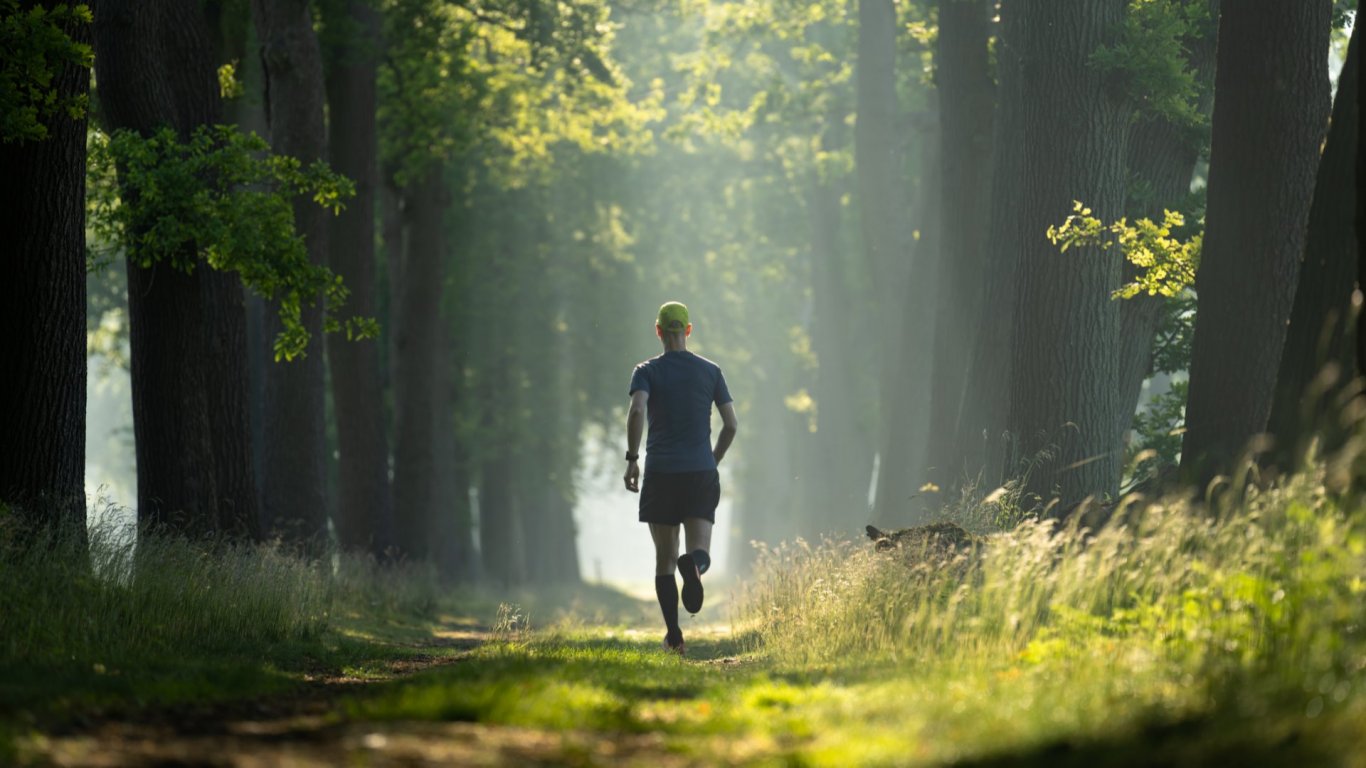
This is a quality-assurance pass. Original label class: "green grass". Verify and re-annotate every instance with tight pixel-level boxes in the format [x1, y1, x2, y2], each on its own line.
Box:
[0, 518, 457, 758]
[5, 457, 1366, 765]
[348, 462, 1366, 765]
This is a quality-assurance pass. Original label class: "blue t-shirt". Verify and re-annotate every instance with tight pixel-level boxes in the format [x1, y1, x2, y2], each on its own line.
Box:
[629, 350, 733, 474]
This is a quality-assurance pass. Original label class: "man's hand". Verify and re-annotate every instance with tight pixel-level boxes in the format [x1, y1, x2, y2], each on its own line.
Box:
[624, 460, 641, 493]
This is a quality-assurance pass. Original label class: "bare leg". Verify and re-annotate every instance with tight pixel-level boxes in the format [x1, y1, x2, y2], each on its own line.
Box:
[683, 517, 713, 560]
[649, 523, 680, 576]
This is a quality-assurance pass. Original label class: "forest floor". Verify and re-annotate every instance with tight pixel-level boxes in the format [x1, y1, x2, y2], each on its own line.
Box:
[10, 578, 1365, 768]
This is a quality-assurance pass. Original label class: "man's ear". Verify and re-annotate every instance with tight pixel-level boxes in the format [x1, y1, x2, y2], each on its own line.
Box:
[656, 324, 664, 338]
[685, 323, 693, 337]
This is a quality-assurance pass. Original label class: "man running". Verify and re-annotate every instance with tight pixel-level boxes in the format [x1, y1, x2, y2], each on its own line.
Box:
[624, 301, 738, 656]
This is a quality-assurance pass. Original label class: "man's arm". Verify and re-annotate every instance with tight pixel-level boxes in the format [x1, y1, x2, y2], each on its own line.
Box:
[713, 401, 738, 465]
[623, 390, 648, 492]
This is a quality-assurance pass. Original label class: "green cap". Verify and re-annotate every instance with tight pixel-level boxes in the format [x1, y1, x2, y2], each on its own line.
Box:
[656, 301, 690, 332]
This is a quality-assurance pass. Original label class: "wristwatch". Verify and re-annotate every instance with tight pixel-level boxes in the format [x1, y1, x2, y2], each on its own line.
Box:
[625, 451, 639, 462]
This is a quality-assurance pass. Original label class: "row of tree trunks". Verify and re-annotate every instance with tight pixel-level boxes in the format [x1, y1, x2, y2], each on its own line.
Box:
[253, 0, 332, 546]
[1268, 26, 1360, 464]
[1181, 0, 1332, 486]
[95, 0, 261, 537]
[322, 0, 394, 557]
[920, 0, 994, 493]
[0, 0, 92, 539]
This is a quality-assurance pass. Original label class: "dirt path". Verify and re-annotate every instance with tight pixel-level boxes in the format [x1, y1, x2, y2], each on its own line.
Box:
[21, 627, 666, 767]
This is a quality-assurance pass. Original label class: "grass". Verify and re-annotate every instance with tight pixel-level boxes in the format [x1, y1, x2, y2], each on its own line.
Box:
[345, 461, 1366, 765]
[4, 455, 1366, 765]
[0, 515, 457, 758]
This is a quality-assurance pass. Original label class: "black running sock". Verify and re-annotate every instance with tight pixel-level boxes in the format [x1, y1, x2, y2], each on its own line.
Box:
[691, 549, 711, 576]
[655, 575, 682, 642]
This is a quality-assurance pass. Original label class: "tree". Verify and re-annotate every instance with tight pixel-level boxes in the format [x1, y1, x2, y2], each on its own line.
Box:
[1004, 0, 1131, 508]
[919, 0, 994, 495]
[1268, 25, 1359, 464]
[1111, 0, 1217, 455]
[94, 0, 239, 536]
[1181, 0, 1331, 484]
[952, 0, 1025, 491]
[321, 0, 393, 556]
[0, 1, 92, 538]
[252, 0, 332, 545]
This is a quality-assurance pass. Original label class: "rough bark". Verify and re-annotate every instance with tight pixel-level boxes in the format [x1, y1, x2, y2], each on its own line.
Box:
[200, 270, 261, 538]
[952, 0, 1024, 490]
[0, 1, 90, 537]
[921, 0, 994, 490]
[391, 169, 447, 560]
[1113, 0, 1218, 454]
[1006, 0, 1131, 508]
[1268, 26, 1359, 463]
[1181, 0, 1331, 484]
[95, 0, 245, 536]
[323, 0, 393, 556]
[253, 0, 331, 545]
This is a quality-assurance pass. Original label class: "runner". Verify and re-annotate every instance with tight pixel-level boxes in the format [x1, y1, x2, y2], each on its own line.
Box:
[624, 301, 739, 656]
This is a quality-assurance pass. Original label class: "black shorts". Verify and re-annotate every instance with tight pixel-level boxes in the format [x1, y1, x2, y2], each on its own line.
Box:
[639, 470, 720, 525]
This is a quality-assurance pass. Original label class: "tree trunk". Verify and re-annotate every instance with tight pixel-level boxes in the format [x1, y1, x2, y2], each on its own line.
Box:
[855, 0, 902, 293]
[96, 0, 241, 536]
[391, 169, 447, 560]
[323, 0, 393, 556]
[873, 132, 940, 523]
[1181, 0, 1331, 484]
[1268, 26, 1359, 464]
[429, 325, 477, 581]
[200, 269, 261, 538]
[253, 0, 331, 546]
[921, 0, 994, 490]
[0, 1, 90, 538]
[804, 167, 875, 534]
[479, 447, 526, 586]
[1006, 0, 1131, 508]
[952, 0, 1024, 491]
[1111, 0, 1218, 460]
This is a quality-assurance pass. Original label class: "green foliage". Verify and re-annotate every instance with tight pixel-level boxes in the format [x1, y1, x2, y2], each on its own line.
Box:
[1092, 0, 1213, 127]
[735, 467, 1366, 754]
[1131, 378, 1188, 469]
[377, 0, 656, 187]
[1048, 201, 1201, 300]
[86, 124, 375, 361]
[216, 61, 245, 100]
[0, 0, 91, 143]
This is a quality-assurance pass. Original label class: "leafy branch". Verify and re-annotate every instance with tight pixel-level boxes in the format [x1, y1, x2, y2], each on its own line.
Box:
[1047, 201, 1201, 300]
[87, 124, 376, 361]
[0, 0, 92, 143]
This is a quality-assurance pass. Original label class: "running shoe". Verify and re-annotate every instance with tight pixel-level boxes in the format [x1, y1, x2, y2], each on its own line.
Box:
[677, 552, 704, 614]
[663, 633, 686, 657]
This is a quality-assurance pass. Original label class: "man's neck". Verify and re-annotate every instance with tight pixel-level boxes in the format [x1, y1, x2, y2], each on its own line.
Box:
[662, 338, 687, 353]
